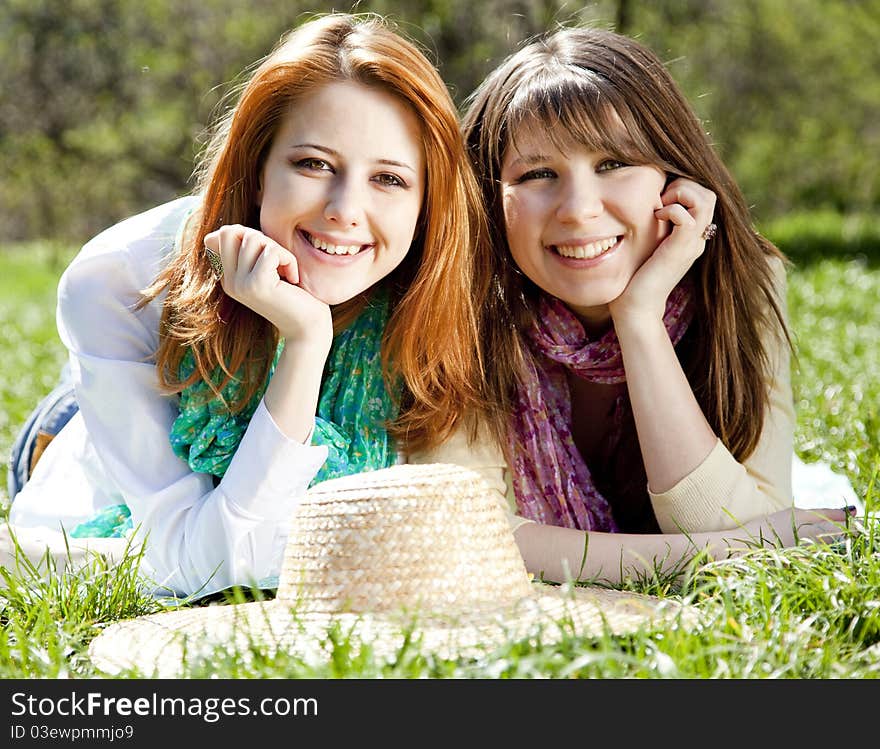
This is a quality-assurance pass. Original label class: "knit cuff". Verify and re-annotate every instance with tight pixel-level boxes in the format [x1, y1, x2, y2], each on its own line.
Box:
[648, 439, 745, 533]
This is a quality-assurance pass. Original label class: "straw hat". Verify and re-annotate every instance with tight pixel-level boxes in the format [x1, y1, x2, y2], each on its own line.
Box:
[88, 463, 698, 676]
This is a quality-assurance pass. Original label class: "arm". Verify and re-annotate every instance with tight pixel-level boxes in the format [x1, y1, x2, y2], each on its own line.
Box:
[610, 179, 718, 498]
[647, 257, 794, 531]
[611, 180, 792, 532]
[205, 224, 334, 443]
[513, 505, 850, 586]
[57, 200, 328, 596]
[450, 439, 846, 586]
[411, 423, 844, 587]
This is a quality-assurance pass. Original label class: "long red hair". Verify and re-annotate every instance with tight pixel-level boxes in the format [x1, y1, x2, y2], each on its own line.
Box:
[141, 13, 490, 453]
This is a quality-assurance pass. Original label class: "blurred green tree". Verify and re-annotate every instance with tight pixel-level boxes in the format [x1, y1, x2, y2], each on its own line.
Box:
[0, 0, 876, 243]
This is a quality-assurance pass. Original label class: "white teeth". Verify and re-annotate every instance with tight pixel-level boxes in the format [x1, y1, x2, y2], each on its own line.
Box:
[305, 232, 363, 255]
[554, 236, 618, 259]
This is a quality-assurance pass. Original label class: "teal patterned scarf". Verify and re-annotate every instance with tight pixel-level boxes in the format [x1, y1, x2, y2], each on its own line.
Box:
[70, 291, 397, 538]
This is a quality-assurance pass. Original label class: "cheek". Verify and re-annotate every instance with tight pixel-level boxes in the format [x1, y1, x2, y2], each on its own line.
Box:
[399, 196, 423, 239]
[502, 204, 535, 270]
[381, 197, 422, 253]
[257, 172, 289, 218]
[501, 194, 528, 243]
[627, 183, 665, 237]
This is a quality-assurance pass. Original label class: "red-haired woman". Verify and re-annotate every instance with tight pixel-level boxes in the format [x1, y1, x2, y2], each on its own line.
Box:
[8, 13, 495, 596]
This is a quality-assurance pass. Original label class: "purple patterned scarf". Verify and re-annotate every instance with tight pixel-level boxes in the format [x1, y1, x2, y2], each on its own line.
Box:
[508, 283, 695, 530]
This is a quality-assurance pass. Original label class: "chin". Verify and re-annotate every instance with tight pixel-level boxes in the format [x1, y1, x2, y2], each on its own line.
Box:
[302, 281, 362, 307]
[564, 283, 628, 309]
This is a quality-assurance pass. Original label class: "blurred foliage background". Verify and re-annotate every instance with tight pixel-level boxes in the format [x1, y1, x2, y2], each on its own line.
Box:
[2, 0, 878, 246]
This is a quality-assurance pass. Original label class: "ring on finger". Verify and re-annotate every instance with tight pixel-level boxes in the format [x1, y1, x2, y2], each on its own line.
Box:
[204, 244, 223, 278]
[701, 223, 717, 241]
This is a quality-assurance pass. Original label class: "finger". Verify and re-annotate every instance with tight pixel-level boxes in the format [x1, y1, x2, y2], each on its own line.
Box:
[662, 178, 716, 206]
[654, 203, 697, 229]
[214, 225, 248, 277]
[203, 230, 221, 254]
[252, 239, 299, 286]
[238, 230, 271, 275]
[811, 522, 848, 545]
[799, 508, 848, 524]
[277, 249, 299, 285]
[661, 180, 717, 223]
[257, 233, 299, 285]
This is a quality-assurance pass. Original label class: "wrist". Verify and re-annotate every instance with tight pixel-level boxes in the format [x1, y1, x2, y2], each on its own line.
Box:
[280, 336, 332, 361]
[279, 317, 333, 354]
[612, 311, 667, 342]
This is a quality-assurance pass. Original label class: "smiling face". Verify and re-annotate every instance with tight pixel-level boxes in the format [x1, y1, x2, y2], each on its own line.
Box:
[500, 124, 668, 332]
[257, 80, 425, 305]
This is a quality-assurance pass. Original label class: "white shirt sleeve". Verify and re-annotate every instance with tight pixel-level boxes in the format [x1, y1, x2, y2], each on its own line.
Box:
[51, 198, 328, 596]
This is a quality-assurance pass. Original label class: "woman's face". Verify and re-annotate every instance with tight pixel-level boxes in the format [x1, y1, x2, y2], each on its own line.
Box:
[258, 80, 425, 305]
[500, 124, 668, 332]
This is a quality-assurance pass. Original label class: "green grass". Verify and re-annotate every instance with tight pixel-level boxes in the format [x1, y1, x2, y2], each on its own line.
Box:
[1, 213, 879, 678]
[0, 242, 73, 502]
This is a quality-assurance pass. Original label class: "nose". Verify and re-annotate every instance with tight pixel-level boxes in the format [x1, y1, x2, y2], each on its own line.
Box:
[324, 176, 364, 226]
[555, 175, 602, 224]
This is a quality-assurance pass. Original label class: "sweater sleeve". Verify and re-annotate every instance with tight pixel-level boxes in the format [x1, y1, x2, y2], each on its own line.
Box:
[649, 256, 794, 533]
[52, 199, 329, 596]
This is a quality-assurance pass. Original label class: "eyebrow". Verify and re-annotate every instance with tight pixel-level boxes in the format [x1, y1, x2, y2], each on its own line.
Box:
[290, 143, 417, 173]
[504, 152, 553, 170]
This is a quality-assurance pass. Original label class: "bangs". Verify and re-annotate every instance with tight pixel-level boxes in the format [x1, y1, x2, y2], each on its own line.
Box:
[505, 68, 658, 167]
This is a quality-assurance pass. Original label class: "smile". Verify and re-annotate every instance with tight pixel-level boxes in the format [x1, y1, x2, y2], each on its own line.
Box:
[549, 236, 620, 260]
[301, 229, 373, 256]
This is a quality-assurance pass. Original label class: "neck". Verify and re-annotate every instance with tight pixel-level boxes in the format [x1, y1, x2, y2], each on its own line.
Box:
[331, 290, 372, 335]
[567, 303, 613, 338]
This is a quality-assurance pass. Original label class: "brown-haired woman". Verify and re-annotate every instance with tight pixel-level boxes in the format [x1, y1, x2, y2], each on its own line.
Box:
[8, 13, 496, 596]
[462, 26, 853, 584]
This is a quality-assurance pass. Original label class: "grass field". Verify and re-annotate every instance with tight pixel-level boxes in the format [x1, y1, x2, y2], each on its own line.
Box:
[0, 213, 878, 678]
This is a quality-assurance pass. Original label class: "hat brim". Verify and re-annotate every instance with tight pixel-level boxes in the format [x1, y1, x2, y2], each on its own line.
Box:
[88, 581, 699, 677]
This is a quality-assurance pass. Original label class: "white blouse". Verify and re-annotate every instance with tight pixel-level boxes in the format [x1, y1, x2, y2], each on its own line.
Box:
[10, 197, 331, 596]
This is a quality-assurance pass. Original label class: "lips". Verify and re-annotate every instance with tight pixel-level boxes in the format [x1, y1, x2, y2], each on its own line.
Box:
[549, 235, 621, 260]
[300, 229, 373, 256]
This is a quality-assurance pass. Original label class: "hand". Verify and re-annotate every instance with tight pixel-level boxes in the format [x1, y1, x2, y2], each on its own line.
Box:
[204, 225, 332, 348]
[609, 177, 717, 326]
[724, 506, 853, 553]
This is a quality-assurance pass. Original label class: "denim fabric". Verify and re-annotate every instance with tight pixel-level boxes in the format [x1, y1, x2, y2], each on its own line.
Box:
[6, 365, 79, 501]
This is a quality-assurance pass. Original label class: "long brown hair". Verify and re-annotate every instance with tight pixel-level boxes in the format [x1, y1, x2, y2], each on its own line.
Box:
[140, 13, 490, 454]
[462, 26, 790, 461]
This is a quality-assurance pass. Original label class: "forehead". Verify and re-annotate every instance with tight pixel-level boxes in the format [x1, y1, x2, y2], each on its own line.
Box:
[274, 80, 425, 166]
[502, 113, 628, 164]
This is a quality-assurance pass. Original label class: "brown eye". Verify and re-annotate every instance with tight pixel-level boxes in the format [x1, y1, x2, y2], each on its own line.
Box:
[373, 173, 406, 188]
[295, 158, 332, 171]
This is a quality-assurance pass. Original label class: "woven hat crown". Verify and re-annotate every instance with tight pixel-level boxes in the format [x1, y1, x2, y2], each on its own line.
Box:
[276, 463, 534, 614]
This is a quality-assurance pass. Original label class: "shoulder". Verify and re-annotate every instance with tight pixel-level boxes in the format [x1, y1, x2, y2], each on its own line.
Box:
[57, 196, 201, 350]
[63, 196, 201, 289]
[59, 196, 200, 302]
[759, 252, 790, 330]
[766, 252, 787, 288]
